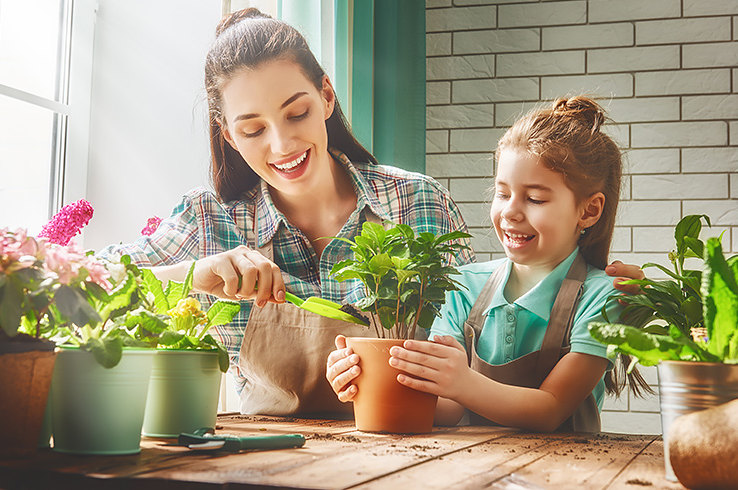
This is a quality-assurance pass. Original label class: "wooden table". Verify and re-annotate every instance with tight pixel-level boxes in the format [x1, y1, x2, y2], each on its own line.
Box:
[0, 414, 685, 489]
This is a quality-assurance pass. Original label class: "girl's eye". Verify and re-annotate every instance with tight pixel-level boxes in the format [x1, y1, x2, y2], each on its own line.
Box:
[243, 128, 264, 138]
[528, 198, 545, 205]
[289, 110, 309, 121]
[495, 192, 509, 200]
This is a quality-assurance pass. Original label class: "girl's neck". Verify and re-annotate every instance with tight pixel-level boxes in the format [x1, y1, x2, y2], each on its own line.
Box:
[504, 249, 575, 303]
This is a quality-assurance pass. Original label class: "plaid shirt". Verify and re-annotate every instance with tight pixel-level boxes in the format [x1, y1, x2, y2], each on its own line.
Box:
[100, 150, 475, 390]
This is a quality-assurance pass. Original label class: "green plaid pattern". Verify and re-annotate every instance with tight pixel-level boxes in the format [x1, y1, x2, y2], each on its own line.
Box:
[99, 150, 475, 391]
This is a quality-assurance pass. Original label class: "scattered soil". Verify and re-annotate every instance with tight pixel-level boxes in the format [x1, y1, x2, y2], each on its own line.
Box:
[625, 478, 653, 486]
[308, 432, 361, 443]
[338, 304, 370, 324]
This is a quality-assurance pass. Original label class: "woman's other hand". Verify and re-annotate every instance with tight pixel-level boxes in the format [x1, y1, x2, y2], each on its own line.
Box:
[605, 260, 645, 294]
[193, 245, 285, 305]
[326, 335, 361, 402]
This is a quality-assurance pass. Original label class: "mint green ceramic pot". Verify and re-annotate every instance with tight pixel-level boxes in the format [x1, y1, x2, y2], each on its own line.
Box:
[142, 349, 222, 437]
[50, 347, 154, 455]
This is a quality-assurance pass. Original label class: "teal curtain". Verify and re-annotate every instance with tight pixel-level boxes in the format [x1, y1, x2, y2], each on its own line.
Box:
[280, 0, 426, 173]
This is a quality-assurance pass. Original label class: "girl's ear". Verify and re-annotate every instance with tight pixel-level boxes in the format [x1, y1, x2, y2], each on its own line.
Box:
[320, 75, 336, 121]
[578, 192, 605, 230]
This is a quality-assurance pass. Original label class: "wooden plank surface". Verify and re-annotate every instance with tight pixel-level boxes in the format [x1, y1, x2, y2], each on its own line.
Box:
[0, 415, 686, 490]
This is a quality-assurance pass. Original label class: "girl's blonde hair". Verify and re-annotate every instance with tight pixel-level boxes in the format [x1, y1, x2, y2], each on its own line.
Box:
[496, 96, 621, 270]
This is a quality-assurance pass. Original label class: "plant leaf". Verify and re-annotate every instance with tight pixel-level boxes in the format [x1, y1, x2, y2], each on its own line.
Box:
[206, 300, 241, 328]
[142, 268, 169, 312]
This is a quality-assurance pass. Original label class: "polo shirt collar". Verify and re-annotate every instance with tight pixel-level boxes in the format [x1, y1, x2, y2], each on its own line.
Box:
[484, 248, 581, 321]
[254, 148, 391, 247]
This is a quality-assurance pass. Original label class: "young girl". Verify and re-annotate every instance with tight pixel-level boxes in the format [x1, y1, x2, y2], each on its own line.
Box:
[328, 97, 633, 432]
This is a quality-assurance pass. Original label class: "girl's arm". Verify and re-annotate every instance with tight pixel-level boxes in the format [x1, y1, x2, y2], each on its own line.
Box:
[391, 336, 608, 432]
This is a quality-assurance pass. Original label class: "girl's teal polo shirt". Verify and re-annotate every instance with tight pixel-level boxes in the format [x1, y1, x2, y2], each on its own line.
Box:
[430, 248, 619, 410]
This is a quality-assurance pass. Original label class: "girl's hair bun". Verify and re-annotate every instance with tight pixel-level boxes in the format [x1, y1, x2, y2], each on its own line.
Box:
[216, 8, 271, 36]
[552, 96, 606, 134]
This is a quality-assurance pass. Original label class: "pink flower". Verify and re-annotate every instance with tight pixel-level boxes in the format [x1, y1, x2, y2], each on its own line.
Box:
[38, 199, 94, 246]
[141, 216, 162, 236]
[43, 241, 112, 291]
[0, 228, 46, 274]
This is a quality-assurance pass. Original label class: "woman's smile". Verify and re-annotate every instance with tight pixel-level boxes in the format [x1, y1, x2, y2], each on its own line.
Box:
[269, 148, 311, 179]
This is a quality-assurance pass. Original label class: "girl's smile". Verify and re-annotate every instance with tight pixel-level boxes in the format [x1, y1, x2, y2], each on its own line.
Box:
[269, 148, 311, 179]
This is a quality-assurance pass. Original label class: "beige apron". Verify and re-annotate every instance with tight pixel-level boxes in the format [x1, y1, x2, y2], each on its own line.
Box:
[237, 230, 378, 416]
[463, 253, 601, 432]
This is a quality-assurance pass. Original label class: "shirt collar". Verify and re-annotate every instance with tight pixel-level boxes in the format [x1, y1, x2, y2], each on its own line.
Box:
[484, 248, 581, 321]
[254, 148, 391, 247]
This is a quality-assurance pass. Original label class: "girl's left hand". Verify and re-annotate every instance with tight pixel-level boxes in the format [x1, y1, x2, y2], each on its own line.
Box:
[389, 335, 470, 400]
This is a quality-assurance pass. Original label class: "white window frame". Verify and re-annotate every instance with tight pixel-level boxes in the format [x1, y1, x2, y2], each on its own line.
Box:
[0, 0, 96, 220]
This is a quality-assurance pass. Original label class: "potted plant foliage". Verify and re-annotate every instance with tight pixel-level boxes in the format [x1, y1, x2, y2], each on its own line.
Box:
[48, 251, 156, 455]
[331, 222, 470, 433]
[0, 229, 58, 457]
[123, 264, 237, 437]
[588, 215, 738, 483]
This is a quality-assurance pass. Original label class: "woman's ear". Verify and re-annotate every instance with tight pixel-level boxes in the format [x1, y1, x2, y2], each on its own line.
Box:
[219, 121, 237, 150]
[578, 192, 605, 230]
[320, 75, 336, 120]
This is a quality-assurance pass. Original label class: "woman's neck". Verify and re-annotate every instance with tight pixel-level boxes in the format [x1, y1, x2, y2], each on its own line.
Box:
[270, 154, 357, 257]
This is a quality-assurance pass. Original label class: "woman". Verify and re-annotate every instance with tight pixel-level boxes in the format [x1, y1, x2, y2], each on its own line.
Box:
[102, 9, 643, 417]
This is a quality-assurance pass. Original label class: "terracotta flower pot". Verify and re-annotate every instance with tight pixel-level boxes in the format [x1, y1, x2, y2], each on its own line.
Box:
[346, 337, 437, 434]
[0, 338, 56, 458]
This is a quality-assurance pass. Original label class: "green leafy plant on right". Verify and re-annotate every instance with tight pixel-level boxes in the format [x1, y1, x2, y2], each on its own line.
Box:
[122, 263, 238, 372]
[331, 222, 471, 340]
[589, 215, 738, 367]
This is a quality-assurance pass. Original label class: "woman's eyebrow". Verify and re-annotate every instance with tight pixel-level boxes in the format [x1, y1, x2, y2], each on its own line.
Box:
[233, 92, 309, 123]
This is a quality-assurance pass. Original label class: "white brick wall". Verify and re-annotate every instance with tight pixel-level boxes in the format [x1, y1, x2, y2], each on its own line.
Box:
[426, 0, 738, 435]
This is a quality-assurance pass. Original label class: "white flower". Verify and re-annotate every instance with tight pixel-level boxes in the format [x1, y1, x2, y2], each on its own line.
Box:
[107, 263, 127, 284]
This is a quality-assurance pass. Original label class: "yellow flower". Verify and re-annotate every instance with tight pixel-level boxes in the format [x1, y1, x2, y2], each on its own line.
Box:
[168, 297, 207, 325]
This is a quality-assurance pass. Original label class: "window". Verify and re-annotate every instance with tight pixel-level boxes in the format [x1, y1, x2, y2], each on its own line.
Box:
[0, 0, 95, 234]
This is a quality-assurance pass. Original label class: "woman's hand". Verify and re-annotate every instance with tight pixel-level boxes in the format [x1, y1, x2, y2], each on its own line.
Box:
[390, 335, 471, 400]
[193, 245, 285, 305]
[605, 260, 645, 294]
[326, 335, 361, 403]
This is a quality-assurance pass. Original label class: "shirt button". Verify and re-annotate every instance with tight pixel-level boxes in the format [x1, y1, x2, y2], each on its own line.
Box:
[505, 357, 512, 363]
[505, 335, 513, 344]
[506, 314, 515, 322]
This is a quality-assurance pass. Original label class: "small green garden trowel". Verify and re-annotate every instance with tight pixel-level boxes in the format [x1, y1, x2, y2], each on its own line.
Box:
[246, 277, 368, 326]
[283, 291, 369, 326]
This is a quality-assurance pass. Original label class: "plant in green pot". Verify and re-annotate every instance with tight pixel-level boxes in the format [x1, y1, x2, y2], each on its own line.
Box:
[588, 215, 738, 485]
[0, 229, 59, 457]
[123, 263, 238, 437]
[47, 251, 157, 455]
[331, 222, 470, 433]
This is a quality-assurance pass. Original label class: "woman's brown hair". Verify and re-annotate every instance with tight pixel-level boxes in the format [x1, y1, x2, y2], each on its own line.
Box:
[497, 96, 652, 397]
[205, 8, 377, 202]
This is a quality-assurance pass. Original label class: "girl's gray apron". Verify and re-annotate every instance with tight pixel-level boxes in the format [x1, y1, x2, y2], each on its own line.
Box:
[237, 239, 373, 416]
[463, 254, 601, 432]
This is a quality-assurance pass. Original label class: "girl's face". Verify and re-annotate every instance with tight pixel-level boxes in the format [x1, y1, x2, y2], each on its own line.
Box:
[220, 59, 335, 198]
[491, 149, 598, 271]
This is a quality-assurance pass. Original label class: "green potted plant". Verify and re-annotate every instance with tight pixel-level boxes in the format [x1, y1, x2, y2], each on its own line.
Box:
[0, 229, 58, 457]
[123, 264, 238, 437]
[47, 251, 156, 455]
[588, 215, 738, 483]
[331, 222, 470, 433]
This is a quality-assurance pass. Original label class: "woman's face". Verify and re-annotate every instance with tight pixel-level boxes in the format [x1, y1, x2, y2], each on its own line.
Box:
[220, 59, 335, 198]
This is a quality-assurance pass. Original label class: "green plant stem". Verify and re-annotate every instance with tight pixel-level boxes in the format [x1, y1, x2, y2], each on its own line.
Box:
[409, 281, 425, 341]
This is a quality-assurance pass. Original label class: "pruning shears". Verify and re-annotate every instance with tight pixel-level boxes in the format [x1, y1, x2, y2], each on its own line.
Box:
[178, 427, 306, 452]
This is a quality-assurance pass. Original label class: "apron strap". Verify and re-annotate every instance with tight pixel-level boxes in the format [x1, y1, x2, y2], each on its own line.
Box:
[463, 263, 507, 362]
[533, 253, 587, 384]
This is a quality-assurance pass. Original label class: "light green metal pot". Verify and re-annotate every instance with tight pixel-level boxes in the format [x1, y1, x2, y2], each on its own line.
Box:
[50, 347, 155, 455]
[142, 349, 222, 437]
[657, 360, 738, 482]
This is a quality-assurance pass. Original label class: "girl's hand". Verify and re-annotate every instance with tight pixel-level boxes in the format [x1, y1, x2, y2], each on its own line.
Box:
[605, 260, 644, 294]
[390, 335, 470, 400]
[193, 245, 286, 305]
[326, 335, 361, 402]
